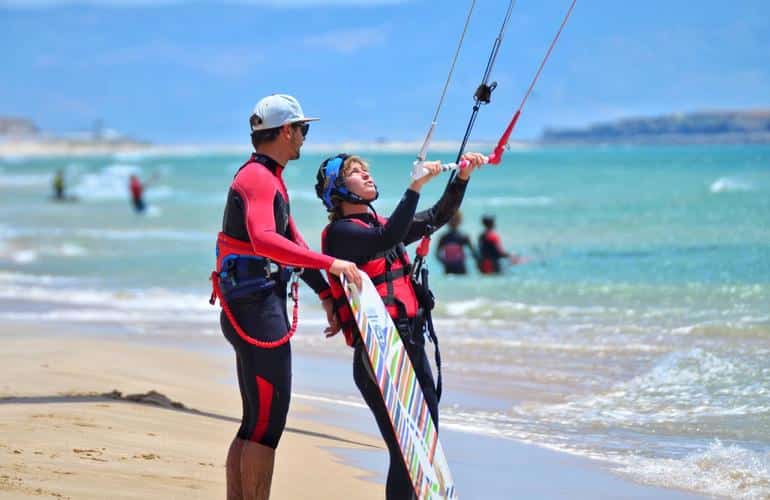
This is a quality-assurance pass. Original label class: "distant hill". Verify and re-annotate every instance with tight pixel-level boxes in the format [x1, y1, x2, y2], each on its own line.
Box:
[0, 116, 39, 137]
[0, 115, 150, 156]
[541, 110, 770, 145]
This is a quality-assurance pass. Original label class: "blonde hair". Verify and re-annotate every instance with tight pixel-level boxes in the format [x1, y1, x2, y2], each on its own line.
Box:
[328, 155, 369, 222]
[341, 155, 368, 177]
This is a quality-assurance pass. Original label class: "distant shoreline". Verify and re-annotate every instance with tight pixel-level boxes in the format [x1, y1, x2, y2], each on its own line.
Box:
[4, 109, 770, 157]
[0, 138, 522, 158]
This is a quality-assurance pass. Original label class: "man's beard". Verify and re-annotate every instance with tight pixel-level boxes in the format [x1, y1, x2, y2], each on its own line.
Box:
[291, 145, 301, 160]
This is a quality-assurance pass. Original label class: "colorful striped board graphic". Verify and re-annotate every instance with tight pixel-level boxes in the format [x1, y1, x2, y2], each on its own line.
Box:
[342, 273, 457, 499]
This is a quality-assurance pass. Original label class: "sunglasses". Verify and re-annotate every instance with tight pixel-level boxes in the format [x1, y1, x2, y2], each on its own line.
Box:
[293, 122, 310, 138]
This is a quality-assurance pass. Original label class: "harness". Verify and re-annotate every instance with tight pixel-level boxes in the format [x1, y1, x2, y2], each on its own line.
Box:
[209, 231, 302, 349]
[322, 215, 443, 400]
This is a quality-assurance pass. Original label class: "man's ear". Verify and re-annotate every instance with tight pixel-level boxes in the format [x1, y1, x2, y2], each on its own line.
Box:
[282, 123, 294, 140]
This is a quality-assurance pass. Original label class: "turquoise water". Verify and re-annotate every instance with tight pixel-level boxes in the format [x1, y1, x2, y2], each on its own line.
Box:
[1, 145, 769, 497]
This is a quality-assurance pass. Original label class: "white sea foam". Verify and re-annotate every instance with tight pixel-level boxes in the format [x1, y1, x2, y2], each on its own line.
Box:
[440, 297, 612, 320]
[0, 224, 209, 243]
[71, 163, 140, 200]
[0, 242, 90, 265]
[0, 280, 212, 315]
[524, 348, 770, 425]
[0, 309, 213, 325]
[0, 271, 83, 285]
[443, 336, 666, 354]
[224, 385, 770, 499]
[618, 441, 770, 499]
[10, 249, 38, 264]
[710, 177, 754, 193]
[71, 163, 174, 201]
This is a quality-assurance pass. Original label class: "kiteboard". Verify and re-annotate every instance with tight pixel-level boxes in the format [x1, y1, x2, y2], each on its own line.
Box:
[342, 272, 457, 499]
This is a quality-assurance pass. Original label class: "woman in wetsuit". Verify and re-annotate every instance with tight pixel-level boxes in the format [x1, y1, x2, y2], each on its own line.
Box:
[315, 152, 485, 499]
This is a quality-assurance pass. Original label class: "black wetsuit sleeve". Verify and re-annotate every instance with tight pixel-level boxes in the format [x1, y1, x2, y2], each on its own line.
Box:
[404, 177, 469, 245]
[325, 189, 420, 262]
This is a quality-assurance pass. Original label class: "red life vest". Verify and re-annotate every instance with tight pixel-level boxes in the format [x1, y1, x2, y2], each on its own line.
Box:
[321, 216, 419, 347]
[130, 177, 143, 200]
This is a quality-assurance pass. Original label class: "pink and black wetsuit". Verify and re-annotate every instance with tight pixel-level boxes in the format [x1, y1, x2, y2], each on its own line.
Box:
[219, 153, 333, 448]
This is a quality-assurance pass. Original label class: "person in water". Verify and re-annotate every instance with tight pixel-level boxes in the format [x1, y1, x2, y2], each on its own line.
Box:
[436, 210, 479, 275]
[129, 174, 147, 213]
[316, 151, 485, 499]
[478, 214, 522, 274]
[52, 169, 65, 201]
[213, 94, 360, 500]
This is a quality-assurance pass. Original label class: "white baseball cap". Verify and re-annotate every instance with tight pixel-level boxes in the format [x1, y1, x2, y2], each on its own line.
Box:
[250, 94, 319, 132]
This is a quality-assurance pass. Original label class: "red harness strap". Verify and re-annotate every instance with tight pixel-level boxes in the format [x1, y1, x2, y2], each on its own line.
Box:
[210, 271, 300, 349]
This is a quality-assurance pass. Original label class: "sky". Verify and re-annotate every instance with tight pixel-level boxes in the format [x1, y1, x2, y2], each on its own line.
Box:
[1, 0, 769, 144]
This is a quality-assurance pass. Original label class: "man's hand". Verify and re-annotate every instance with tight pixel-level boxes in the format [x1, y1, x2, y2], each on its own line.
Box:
[329, 259, 362, 289]
[321, 296, 341, 338]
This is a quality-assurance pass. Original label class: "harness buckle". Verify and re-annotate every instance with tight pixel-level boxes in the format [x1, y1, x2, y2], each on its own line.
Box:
[265, 260, 280, 278]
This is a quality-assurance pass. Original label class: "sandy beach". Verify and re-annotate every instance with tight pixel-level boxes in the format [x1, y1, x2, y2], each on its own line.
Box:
[0, 317, 707, 500]
[0, 324, 381, 500]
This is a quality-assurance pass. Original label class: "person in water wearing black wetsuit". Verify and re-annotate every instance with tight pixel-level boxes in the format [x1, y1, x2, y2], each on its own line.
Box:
[436, 210, 479, 275]
[315, 151, 485, 499]
[478, 214, 522, 274]
[213, 94, 360, 500]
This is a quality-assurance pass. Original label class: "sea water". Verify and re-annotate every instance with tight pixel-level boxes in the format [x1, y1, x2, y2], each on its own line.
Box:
[1, 145, 768, 498]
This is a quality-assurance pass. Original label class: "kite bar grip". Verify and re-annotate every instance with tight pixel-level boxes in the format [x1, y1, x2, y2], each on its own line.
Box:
[411, 157, 492, 180]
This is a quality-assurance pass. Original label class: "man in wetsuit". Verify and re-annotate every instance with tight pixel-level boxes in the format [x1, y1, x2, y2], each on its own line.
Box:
[478, 214, 521, 274]
[436, 210, 478, 275]
[215, 94, 360, 500]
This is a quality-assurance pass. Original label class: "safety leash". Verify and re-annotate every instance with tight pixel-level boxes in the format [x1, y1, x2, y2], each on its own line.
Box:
[210, 271, 300, 348]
